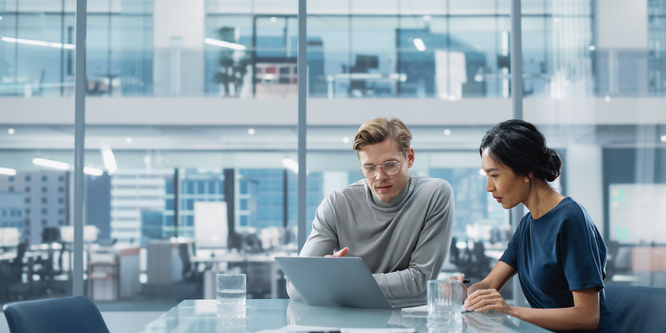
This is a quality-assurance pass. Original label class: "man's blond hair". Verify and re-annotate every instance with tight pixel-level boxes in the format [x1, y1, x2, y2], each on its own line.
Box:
[353, 117, 412, 155]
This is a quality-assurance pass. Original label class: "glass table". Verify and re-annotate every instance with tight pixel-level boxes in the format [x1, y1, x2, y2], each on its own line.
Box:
[138, 299, 553, 333]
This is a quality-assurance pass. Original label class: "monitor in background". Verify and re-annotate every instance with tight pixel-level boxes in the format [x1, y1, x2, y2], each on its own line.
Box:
[609, 184, 666, 244]
[0, 228, 20, 247]
[194, 201, 228, 249]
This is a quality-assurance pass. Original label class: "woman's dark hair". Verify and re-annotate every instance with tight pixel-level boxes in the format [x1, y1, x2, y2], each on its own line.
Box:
[480, 119, 562, 182]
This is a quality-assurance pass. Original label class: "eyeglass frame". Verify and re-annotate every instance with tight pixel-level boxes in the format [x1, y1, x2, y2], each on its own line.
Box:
[359, 159, 404, 178]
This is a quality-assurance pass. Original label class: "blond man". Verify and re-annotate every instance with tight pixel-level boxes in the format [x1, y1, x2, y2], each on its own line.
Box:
[287, 117, 455, 300]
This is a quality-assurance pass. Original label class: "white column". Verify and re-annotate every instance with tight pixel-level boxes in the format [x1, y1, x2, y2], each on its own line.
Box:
[566, 144, 604, 235]
[153, 0, 205, 96]
[596, 0, 647, 50]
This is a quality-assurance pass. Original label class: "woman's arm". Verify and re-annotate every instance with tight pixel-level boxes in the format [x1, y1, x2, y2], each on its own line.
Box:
[465, 286, 601, 331]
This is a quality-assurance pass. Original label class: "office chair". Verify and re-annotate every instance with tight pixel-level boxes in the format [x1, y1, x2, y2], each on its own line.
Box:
[3, 242, 28, 295]
[35, 242, 67, 295]
[604, 284, 666, 333]
[178, 242, 203, 282]
[3, 295, 110, 333]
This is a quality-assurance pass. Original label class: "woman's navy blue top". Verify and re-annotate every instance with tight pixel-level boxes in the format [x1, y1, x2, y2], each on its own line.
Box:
[499, 197, 620, 333]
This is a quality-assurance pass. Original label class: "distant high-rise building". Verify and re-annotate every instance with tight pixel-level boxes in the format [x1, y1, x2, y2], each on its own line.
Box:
[0, 191, 25, 235]
[0, 171, 68, 245]
[86, 173, 112, 240]
[141, 210, 164, 246]
[110, 170, 170, 244]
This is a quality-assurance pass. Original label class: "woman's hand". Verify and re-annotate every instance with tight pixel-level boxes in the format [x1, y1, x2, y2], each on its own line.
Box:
[463, 288, 514, 316]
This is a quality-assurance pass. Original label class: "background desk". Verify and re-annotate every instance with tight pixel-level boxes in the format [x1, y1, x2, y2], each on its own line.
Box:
[193, 251, 296, 300]
[138, 299, 553, 333]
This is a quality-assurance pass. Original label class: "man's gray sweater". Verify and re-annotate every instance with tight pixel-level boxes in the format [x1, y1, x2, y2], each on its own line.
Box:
[287, 175, 455, 299]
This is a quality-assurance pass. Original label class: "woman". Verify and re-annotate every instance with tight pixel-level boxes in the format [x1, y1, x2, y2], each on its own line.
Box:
[458, 119, 619, 332]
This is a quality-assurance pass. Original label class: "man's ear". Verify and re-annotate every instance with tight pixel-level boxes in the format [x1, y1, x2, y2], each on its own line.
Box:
[407, 148, 415, 167]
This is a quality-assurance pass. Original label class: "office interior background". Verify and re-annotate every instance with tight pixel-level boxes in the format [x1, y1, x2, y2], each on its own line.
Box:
[1, 0, 665, 320]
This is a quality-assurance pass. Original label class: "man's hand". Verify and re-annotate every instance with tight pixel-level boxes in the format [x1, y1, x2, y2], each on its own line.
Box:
[450, 274, 469, 301]
[325, 247, 349, 257]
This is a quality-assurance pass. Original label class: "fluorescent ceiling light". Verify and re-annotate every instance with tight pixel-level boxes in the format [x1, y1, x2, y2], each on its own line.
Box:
[282, 158, 298, 173]
[248, 128, 256, 135]
[101, 145, 117, 175]
[0, 167, 17, 176]
[7, 128, 14, 135]
[33, 158, 70, 170]
[2, 36, 75, 49]
[204, 38, 247, 50]
[413, 38, 426, 51]
[661, 135, 666, 142]
[84, 166, 104, 176]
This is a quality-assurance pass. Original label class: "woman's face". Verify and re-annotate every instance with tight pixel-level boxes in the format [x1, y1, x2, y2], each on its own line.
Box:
[481, 147, 531, 209]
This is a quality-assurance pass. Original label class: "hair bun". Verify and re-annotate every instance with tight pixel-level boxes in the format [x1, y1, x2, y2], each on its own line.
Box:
[543, 148, 562, 182]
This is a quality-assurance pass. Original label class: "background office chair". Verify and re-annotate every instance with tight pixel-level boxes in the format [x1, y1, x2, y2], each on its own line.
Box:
[1, 242, 29, 299]
[605, 284, 666, 333]
[3, 295, 110, 333]
[178, 242, 203, 283]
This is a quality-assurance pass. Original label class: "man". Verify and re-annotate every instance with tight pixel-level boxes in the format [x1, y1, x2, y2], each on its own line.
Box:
[287, 117, 455, 300]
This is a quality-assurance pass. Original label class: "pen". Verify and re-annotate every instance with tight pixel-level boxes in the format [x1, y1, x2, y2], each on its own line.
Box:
[462, 279, 470, 284]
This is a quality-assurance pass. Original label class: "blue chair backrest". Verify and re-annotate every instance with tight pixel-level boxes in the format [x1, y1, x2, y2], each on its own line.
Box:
[3, 295, 110, 333]
[605, 284, 666, 333]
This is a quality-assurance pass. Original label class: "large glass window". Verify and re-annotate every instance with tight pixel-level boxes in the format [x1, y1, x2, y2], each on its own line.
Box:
[2, 0, 666, 320]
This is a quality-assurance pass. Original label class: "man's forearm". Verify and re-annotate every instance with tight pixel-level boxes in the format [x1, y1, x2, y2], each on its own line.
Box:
[374, 268, 428, 299]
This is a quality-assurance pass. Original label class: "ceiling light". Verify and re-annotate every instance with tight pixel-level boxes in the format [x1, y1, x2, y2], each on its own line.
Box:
[270, 17, 277, 22]
[443, 129, 452, 136]
[33, 158, 69, 170]
[342, 137, 350, 144]
[84, 166, 104, 176]
[605, 95, 611, 103]
[7, 128, 14, 135]
[125, 137, 132, 144]
[248, 128, 256, 135]
[413, 38, 426, 52]
[0, 16, 3, 20]
[661, 135, 666, 142]
[100, 145, 117, 175]
[553, 17, 561, 23]
[0, 167, 17, 176]
[2, 36, 74, 49]
[282, 158, 298, 173]
[589, 45, 596, 51]
[204, 38, 247, 51]
[423, 15, 431, 21]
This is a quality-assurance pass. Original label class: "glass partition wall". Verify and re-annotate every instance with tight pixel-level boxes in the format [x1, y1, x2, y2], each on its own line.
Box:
[1, 0, 665, 312]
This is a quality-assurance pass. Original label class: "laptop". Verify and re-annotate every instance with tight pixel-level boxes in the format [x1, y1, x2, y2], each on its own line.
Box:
[275, 256, 426, 309]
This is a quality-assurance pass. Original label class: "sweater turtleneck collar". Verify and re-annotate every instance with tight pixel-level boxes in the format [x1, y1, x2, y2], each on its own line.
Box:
[370, 176, 413, 208]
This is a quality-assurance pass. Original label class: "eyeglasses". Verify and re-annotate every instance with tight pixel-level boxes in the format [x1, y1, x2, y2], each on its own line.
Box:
[360, 160, 401, 178]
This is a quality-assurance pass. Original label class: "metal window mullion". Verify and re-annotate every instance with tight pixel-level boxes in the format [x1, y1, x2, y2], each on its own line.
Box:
[73, 0, 88, 297]
[297, 0, 307, 251]
[510, 0, 527, 308]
